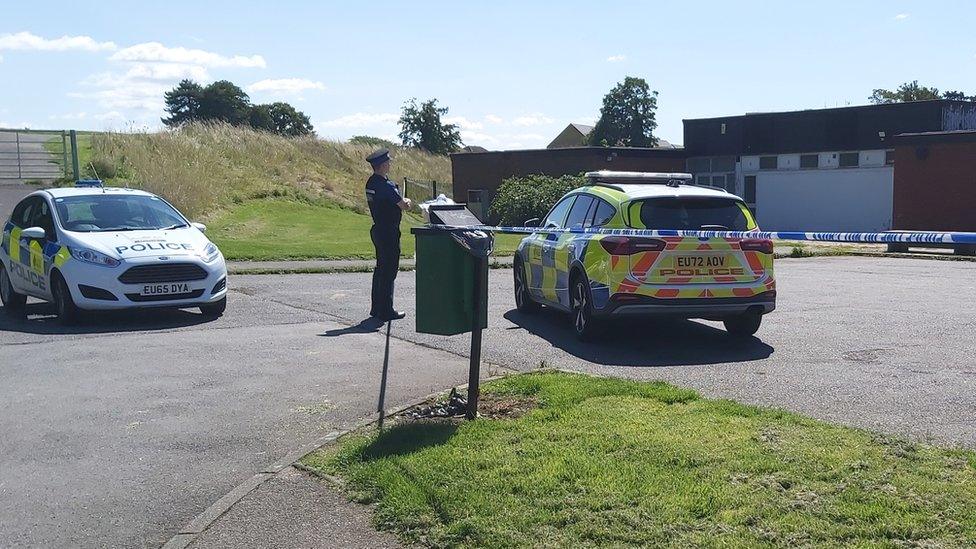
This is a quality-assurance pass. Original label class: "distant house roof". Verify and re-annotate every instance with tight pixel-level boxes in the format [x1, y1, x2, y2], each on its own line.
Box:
[549, 122, 676, 149]
[570, 123, 594, 135]
[461, 145, 488, 153]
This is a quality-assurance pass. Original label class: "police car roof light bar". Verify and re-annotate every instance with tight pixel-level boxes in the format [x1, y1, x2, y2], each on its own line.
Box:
[75, 179, 104, 188]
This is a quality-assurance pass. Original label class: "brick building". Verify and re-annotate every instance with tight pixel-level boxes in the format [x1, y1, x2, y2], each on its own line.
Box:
[891, 130, 976, 232]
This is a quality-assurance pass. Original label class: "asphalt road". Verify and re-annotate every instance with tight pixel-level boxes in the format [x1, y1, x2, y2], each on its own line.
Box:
[1, 256, 975, 547]
[0, 181, 32, 220]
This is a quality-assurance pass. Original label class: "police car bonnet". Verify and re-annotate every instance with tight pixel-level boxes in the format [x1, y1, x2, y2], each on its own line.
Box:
[79, 229, 210, 258]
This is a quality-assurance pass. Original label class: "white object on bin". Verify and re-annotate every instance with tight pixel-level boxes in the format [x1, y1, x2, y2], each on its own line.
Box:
[419, 194, 456, 223]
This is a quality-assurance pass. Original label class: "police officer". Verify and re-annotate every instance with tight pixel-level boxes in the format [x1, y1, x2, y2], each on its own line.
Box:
[365, 148, 411, 320]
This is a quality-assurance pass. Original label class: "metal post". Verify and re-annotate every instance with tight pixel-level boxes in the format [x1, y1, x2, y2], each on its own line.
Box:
[466, 255, 486, 420]
[69, 130, 80, 181]
[15, 132, 21, 179]
[61, 131, 69, 179]
[377, 320, 392, 430]
[432, 180, 438, 200]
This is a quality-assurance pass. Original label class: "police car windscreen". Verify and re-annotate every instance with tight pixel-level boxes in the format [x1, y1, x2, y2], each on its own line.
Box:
[54, 195, 188, 232]
[635, 197, 752, 231]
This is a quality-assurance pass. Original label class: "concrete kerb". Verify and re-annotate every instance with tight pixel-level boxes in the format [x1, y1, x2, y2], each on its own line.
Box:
[161, 369, 517, 549]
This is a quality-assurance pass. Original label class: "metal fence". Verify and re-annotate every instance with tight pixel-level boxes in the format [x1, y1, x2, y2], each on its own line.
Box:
[0, 129, 77, 182]
[403, 177, 451, 202]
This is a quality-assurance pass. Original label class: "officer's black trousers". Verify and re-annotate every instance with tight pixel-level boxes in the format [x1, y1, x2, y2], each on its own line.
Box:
[370, 226, 400, 316]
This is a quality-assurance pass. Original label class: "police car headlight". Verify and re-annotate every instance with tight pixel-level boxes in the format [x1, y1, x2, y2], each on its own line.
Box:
[69, 247, 121, 267]
[200, 243, 221, 263]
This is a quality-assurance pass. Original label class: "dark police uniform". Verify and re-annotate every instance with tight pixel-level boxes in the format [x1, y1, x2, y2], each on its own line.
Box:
[365, 149, 403, 318]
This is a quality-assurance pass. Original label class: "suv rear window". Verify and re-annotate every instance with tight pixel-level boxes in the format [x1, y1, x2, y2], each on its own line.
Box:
[631, 197, 756, 231]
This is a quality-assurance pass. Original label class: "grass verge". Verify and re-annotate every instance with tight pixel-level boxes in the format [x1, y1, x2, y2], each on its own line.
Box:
[302, 372, 976, 548]
[207, 199, 521, 260]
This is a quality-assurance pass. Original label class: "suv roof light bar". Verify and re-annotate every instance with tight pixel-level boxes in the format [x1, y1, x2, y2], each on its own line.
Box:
[585, 171, 695, 189]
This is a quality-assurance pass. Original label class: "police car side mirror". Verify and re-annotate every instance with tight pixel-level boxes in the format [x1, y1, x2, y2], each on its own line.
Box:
[21, 227, 46, 240]
[191, 222, 207, 233]
[524, 218, 540, 227]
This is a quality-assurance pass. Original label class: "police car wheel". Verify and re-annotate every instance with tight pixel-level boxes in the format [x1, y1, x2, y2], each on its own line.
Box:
[199, 297, 227, 317]
[0, 263, 28, 313]
[52, 272, 81, 325]
[570, 273, 598, 341]
[723, 311, 762, 337]
[513, 259, 539, 313]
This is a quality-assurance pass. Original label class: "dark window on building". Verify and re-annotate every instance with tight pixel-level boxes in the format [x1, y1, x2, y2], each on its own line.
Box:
[687, 157, 711, 172]
[467, 190, 483, 203]
[590, 199, 616, 227]
[885, 149, 895, 165]
[712, 156, 735, 172]
[800, 154, 819, 169]
[564, 195, 595, 229]
[839, 152, 860, 168]
[759, 156, 777, 170]
[710, 175, 726, 189]
[744, 176, 757, 204]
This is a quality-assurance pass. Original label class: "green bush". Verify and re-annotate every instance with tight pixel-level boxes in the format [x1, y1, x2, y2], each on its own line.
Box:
[85, 158, 117, 180]
[488, 173, 585, 226]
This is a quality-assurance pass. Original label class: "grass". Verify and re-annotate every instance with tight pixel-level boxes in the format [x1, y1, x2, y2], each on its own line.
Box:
[90, 122, 451, 219]
[43, 131, 94, 180]
[302, 372, 976, 548]
[207, 198, 522, 260]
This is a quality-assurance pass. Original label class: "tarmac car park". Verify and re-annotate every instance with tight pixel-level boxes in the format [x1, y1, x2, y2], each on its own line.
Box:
[0, 181, 228, 324]
[513, 171, 776, 339]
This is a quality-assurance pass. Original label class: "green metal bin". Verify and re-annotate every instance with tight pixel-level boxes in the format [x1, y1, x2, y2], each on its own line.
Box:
[411, 227, 489, 336]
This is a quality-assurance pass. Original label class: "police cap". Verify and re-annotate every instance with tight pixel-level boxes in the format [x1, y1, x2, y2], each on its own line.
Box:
[366, 148, 391, 166]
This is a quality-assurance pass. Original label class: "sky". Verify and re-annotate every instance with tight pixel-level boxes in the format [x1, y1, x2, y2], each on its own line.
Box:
[1, 1, 974, 150]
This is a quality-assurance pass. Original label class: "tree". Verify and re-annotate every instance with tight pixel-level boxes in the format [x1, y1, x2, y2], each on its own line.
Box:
[199, 80, 252, 125]
[349, 135, 397, 149]
[247, 104, 275, 132]
[869, 80, 975, 104]
[398, 98, 463, 154]
[588, 76, 659, 147]
[161, 79, 314, 136]
[162, 79, 203, 127]
[265, 102, 314, 136]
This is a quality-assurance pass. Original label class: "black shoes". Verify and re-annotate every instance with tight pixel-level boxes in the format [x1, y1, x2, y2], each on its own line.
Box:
[371, 310, 406, 321]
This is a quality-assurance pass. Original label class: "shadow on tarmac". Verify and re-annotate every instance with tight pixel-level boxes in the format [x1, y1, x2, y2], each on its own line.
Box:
[503, 309, 775, 367]
[320, 317, 386, 337]
[0, 302, 216, 335]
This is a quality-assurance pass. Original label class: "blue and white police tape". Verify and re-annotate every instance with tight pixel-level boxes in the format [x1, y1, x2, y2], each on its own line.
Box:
[434, 225, 976, 245]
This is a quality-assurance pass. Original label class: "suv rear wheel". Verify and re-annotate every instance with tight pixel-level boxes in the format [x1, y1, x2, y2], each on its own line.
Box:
[570, 273, 599, 341]
[513, 258, 540, 314]
[723, 311, 762, 337]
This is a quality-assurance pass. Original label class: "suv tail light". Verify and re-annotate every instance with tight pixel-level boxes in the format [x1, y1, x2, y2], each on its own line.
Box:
[600, 236, 666, 255]
[740, 238, 774, 254]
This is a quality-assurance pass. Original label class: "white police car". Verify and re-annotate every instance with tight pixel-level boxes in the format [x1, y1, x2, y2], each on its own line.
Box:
[0, 180, 227, 324]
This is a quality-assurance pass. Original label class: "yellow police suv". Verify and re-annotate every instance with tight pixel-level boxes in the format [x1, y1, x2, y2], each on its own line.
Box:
[1, 181, 227, 324]
[513, 171, 776, 339]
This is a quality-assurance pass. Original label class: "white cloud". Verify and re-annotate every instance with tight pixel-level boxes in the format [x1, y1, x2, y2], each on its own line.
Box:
[320, 112, 398, 129]
[247, 78, 326, 96]
[48, 111, 124, 122]
[75, 57, 215, 116]
[109, 41, 265, 68]
[0, 54, 3, 62]
[0, 31, 116, 52]
[484, 114, 503, 124]
[607, 54, 626, 62]
[443, 116, 484, 130]
[894, 13, 909, 20]
[512, 113, 555, 127]
[124, 62, 210, 82]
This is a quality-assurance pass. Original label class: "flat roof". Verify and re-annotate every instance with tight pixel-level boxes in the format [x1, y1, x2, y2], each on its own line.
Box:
[893, 129, 976, 145]
[450, 145, 684, 156]
[682, 99, 971, 123]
